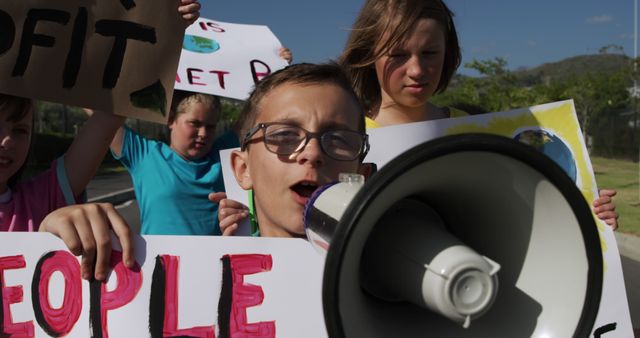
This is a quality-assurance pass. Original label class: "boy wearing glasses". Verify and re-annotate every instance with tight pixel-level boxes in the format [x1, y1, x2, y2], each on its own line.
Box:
[215, 63, 369, 237]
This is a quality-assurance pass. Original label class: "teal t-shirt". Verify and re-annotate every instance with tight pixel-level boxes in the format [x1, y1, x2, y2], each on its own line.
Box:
[115, 127, 239, 235]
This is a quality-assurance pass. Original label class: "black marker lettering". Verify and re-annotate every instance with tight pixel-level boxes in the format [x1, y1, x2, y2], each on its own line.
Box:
[249, 59, 271, 84]
[119, 0, 137, 10]
[95, 20, 156, 88]
[186, 68, 204, 85]
[148, 256, 166, 338]
[0, 10, 15, 56]
[31, 252, 62, 337]
[593, 322, 617, 337]
[13, 9, 70, 77]
[63, 7, 87, 88]
[217, 256, 232, 338]
[89, 280, 103, 338]
[210, 70, 229, 89]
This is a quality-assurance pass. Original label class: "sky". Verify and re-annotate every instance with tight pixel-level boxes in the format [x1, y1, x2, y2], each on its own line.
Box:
[203, 1, 638, 76]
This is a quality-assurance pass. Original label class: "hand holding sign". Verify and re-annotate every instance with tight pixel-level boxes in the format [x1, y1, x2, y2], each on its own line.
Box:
[178, 0, 201, 26]
[209, 192, 250, 236]
[39, 203, 135, 281]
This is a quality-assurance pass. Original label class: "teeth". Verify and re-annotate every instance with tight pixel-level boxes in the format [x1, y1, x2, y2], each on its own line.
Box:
[0, 159, 10, 164]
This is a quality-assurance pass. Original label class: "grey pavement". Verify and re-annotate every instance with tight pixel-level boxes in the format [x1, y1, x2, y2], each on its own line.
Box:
[86, 172, 135, 205]
[616, 231, 640, 262]
[615, 232, 640, 333]
[86, 171, 140, 232]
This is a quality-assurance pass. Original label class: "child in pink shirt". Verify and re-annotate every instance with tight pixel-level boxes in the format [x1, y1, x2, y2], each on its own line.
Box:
[0, 159, 76, 232]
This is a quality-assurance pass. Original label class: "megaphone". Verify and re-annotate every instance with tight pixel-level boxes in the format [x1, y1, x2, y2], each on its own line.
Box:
[304, 134, 603, 338]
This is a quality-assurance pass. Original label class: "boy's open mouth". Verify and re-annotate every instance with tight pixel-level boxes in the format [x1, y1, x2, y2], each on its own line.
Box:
[291, 181, 319, 200]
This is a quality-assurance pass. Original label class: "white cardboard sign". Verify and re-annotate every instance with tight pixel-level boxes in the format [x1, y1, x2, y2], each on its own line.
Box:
[174, 17, 289, 100]
[0, 233, 325, 337]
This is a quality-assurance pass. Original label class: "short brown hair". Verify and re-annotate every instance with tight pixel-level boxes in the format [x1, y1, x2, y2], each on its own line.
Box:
[236, 62, 365, 139]
[0, 94, 33, 123]
[168, 90, 221, 124]
[0, 94, 34, 187]
[340, 0, 461, 113]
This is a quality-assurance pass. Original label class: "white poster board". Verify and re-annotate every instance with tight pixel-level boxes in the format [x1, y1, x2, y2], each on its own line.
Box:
[220, 100, 633, 337]
[0, 233, 325, 337]
[174, 17, 289, 100]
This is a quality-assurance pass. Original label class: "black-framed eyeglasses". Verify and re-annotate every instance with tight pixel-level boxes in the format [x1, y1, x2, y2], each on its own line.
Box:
[241, 122, 369, 161]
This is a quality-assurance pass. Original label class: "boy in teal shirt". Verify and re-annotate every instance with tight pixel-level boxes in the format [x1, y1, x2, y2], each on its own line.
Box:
[112, 91, 239, 235]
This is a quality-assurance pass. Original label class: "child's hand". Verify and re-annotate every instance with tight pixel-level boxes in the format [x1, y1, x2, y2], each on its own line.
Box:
[209, 192, 249, 236]
[279, 47, 293, 64]
[593, 189, 619, 230]
[178, 0, 201, 26]
[39, 203, 135, 281]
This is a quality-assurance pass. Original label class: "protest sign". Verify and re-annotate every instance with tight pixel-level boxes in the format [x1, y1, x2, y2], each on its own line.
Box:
[0, 233, 325, 337]
[0, 0, 184, 124]
[220, 99, 633, 337]
[174, 17, 289, 100]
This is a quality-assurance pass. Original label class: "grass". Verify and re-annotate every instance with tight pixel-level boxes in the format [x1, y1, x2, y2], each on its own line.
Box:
[591, 156, 640, 235]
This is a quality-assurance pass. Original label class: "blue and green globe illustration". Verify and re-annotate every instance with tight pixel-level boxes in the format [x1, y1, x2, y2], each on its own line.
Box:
[514, 129, 577, 182]
[183, 35, 220, 53]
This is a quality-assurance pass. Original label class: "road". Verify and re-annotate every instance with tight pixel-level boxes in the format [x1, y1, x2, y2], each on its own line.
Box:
[86, 172, 141, 233]
[87, 172, 639, 333]
[621, 255, 640, 334]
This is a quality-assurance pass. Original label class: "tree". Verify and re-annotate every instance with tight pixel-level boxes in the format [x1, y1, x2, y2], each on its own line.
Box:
[549, 71, 630, 148]
[433, 55, 636, 158]
[433, 57, 548, 112]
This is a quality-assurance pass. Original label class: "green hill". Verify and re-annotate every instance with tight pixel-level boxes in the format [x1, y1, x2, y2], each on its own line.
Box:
[453, 53, 633, 87]
[513, 54, 632, 85]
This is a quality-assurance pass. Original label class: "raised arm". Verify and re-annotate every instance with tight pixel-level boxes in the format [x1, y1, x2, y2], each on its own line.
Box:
[110, 124, 127, 158]
[64, 110, 125, 197]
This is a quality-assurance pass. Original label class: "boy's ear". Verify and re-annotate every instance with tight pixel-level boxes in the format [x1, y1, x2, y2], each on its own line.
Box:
[167, 109, 177, 128]
[358, 162, 377, 180]
[231, 150, 253, 190]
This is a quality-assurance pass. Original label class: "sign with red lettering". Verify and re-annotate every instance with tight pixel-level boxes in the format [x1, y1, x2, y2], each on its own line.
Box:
[0, 233, 326, 337]
[0, 0, 184, 124]
[220, 100, 634, 337]
[174, 18, 289, 100]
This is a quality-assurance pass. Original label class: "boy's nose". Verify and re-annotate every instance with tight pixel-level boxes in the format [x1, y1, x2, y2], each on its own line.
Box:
[296, 137, 324, 166]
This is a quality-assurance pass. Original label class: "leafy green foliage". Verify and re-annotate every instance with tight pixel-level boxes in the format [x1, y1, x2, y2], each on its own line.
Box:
[432, 54, 639, 160]
[35, 102, 86, 135]
[221, 98, 243, 126]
